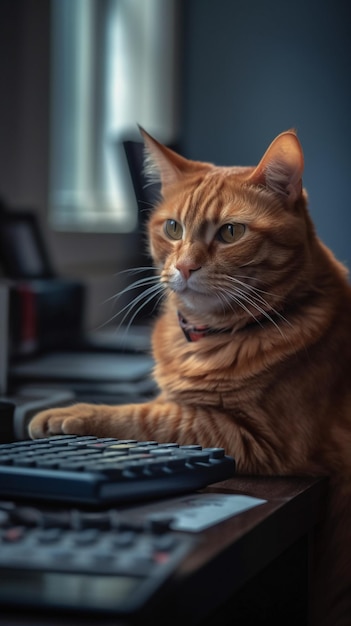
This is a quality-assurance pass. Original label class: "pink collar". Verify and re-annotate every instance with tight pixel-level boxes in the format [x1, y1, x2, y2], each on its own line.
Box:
[177, 311, 232, 342]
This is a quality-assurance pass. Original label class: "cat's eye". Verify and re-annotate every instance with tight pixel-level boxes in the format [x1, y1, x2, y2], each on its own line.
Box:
[216, 223, 246, 244]
[164, 219, 183, 240]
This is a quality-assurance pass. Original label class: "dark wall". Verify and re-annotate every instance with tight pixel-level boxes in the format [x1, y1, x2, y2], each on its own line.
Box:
[0, 0, 350, 272]
[180, 0, 351, 268]
[0, 0, 50, 210]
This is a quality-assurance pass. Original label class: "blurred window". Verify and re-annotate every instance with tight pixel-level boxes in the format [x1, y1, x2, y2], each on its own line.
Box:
[49, 0, 179, 233]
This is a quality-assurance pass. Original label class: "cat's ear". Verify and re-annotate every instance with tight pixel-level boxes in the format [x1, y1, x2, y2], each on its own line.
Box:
[246, 131, 304, 206]
[139, 126, 195, 189]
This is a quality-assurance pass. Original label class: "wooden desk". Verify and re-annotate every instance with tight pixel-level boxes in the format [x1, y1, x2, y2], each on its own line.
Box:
[0, 476, 327, 626]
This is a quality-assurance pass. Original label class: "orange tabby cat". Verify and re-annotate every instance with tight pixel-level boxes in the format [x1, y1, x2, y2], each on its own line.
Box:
[30, 129, 351, 625]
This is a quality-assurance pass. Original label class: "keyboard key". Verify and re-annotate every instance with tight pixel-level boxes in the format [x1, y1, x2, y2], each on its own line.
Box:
[203, 447, 225, 459]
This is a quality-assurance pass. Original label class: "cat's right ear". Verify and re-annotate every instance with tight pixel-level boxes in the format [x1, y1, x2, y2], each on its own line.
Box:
[246, 131, 304, 206]
[139, 126, 193, 189]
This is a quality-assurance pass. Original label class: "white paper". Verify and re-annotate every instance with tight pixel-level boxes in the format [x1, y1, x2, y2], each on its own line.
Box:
[149, 493, 267, 532]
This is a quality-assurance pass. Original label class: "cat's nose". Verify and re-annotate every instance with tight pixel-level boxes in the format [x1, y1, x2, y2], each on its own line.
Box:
[176, 262, 201, 280]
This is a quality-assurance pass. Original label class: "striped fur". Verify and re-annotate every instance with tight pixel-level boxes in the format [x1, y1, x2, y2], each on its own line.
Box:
[30, 131, 351, 625]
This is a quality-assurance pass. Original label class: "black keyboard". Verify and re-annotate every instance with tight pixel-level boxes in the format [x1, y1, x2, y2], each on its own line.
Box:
[0, 499, 196, 617]
[0, 435, 236, 506]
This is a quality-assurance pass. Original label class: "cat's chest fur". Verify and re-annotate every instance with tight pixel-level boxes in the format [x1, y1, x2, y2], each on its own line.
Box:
[153, 306, 287, 403]
[151, 299, 350, 477]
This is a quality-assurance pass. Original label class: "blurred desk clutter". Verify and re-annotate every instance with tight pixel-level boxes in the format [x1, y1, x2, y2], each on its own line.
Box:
[0, 198, 156, 441]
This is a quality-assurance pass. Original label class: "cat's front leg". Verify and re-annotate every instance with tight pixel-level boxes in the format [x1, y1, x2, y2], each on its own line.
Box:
[29, 398, 187, 442]
[28, 399, 233, 453]
[28, 403, 123, 439]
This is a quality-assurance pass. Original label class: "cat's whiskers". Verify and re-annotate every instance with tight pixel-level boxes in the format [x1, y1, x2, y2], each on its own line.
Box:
[99, 267, 166, 333]
[213, 288, 233, 317]
[102, 261, 290, 340]
[117, 282, 165, 330]
[104, 274, 161, 304]
[215, 284, 264, 323]
[227, 277, 291, 326]
[238, 258, 260, 268]
[230, 276, 284, 299]
[232, 287, 285, 336]
[214, 276, 289, 338]
[113, 265, 160, 278]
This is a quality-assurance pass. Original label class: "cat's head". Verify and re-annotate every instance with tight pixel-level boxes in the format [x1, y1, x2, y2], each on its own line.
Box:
[142, 129, 313, 325]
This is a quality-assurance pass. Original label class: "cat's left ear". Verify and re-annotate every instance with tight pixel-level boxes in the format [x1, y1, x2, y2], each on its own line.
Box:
[246, 131, 304, 206]
[139, 126, 195, 189]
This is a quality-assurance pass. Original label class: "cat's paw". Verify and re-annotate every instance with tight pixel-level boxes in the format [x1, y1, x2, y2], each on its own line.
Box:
[28, 403, 96, 439]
